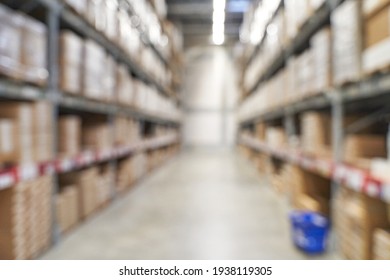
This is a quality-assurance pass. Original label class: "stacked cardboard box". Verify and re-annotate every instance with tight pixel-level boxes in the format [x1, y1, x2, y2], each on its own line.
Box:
[103, 55, 116, 103]
[0, 102, 33, 165]
[332, 0, 362, 86]
[21, 16, 47, 86]
[0, 4, 23, 79]
[82, 119, 111, 152]
[373, 228, 390, 259]
[0, 176, 52, 260]
[32, 102, 54, 162]
[296, 50, 314, 99]
[265, 127, 287, 148]
[301, 112, 332, 158]
[56, 185, 80, 234]
[344, 134, 386, 169]
[335, 187, 389, 259]
[60, 168, 99, 220]
[116, 157, 134, 192]
[0, 119, 16, 166]
[132, 153, 147, 182]
[58, 116, 81, 158]
[289, 166, 330, 216]
[363, 0, 390, 75]
[116, 64, 134, 106]
[311, 28, 332, 94]
[266, 158, 290, 194]
[59, 31, 83, 95]
[96, 164, 113, 207]
[83, 40, 105, 100]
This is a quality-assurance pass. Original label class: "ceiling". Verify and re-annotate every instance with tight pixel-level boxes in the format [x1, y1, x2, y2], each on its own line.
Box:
[166, 0, 254, 47]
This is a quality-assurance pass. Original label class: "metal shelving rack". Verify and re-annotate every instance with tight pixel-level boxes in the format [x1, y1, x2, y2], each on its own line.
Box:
[0, 0, 182, 250]
[238, 0, 390, 223]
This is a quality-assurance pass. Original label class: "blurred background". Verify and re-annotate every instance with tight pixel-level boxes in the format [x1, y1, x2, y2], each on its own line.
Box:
[0, 0, 390, 260]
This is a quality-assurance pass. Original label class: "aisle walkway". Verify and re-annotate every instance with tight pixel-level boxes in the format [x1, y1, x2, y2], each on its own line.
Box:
[43, 149, 336, 259]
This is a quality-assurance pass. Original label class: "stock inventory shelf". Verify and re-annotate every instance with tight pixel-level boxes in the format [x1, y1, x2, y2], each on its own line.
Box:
[0, 134, 180, 191]
[240, 135, 390, 203]
[0, 0, 182, 260]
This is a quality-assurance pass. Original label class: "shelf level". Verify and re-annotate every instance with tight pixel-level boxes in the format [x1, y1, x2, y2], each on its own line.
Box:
[0, 135, 180, 191]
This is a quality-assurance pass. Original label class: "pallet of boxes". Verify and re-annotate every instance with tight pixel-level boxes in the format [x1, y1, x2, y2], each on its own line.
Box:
[0, 102, 53, 259]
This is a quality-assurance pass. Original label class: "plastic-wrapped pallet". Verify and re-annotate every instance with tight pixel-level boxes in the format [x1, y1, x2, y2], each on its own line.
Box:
[331, 0, 362, 86]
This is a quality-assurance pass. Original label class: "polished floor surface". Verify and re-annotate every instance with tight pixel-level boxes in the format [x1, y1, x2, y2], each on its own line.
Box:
[43, 148, 338, 259]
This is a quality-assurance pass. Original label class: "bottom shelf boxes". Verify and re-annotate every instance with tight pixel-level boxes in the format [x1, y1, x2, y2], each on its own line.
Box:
[0, 175, 52, 260]
[335, 187, 390, 260]
[373, 228, 390, 260]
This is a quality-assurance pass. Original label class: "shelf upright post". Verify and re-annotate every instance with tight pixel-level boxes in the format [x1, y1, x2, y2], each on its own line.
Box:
[330, 89, 344, 254]
[46, 1, 62, 245]
[108, 111, 118, 201]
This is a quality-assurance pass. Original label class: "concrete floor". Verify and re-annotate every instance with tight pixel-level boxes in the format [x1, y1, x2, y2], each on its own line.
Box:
[43, 148, 338, 259]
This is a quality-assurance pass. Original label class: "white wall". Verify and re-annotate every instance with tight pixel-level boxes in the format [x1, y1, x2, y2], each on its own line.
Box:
[182, 47, 239, 148]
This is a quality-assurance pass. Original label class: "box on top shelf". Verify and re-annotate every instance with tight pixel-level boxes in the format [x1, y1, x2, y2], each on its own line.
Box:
[20, 16, 47, 86]
[82, 40, 106, 100]
[311, 27, 332, 94]
[332, 0, 363, 86]
[363, 2, 390, 75]
[363, 0, 390, 18]
[60, 31, 84, 95]
[373, 228, 390, 259]
[0, 4, 23, 80]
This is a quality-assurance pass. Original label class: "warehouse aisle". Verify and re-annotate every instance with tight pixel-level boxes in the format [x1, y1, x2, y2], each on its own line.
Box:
[43, 149, 336, 259]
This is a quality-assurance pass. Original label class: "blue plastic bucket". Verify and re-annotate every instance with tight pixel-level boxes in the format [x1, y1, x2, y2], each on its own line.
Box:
[289, 211, 330, 254]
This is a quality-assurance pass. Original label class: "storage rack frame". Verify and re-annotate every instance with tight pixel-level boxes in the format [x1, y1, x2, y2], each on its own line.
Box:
[238, 0, 390, 222]
[0, 0, 181, 248]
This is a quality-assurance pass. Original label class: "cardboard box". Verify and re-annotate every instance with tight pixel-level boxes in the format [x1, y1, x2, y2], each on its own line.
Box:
[344, 134, 386, 165]
[295, 193, 330, 216]
[373, 228, 390, 259]
[60, 31, 84, 95]
[0, 176, 52, 259]
[0, 119, 16, 164]
[82, 40, 105, 100]
[266, 127, 287, 148]
[363, 0, 390, 18]
[363, 5, 390, 74]
[82, 121, 111, 151]
[301, 112, 332, 157]
[311, 28, 332, 93]
[0, 4, 23, 79]
[289, 165, 331, 208]
[20, 16, 47, 86]
[332, 0, 362, 86]
[58, 116, 81, 157]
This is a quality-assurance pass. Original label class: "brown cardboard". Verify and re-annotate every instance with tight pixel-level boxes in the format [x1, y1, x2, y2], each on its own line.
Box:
[364, 0, 390, 18]
[373, 228, 390, 259]
[58, 116, 81, 157]
[344, 134, 386, 164]
[364, 6, 390, 49]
